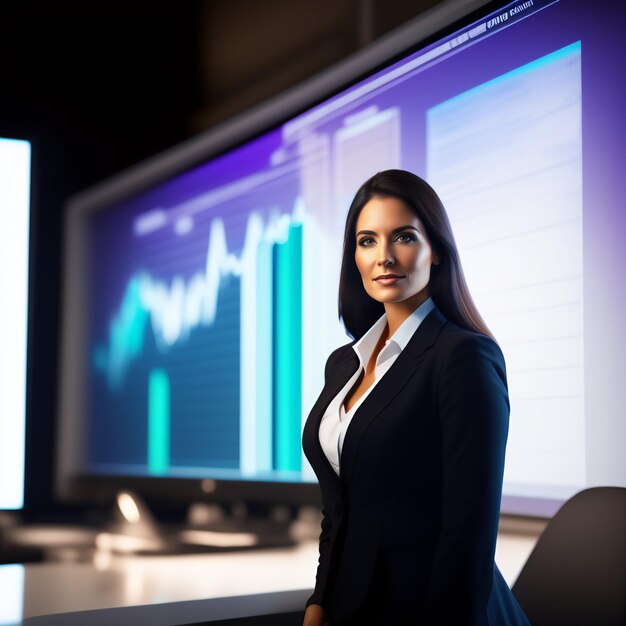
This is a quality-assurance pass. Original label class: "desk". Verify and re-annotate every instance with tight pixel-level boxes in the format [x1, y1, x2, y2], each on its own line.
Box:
[0, 532, 540, 625]
[0, 540, 320, 626]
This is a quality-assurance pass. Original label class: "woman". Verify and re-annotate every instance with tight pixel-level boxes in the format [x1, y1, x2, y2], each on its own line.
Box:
[301, 170, 531, 625]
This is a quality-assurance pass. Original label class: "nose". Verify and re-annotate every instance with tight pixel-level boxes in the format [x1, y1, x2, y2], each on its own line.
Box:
[377, 239, 395, 266]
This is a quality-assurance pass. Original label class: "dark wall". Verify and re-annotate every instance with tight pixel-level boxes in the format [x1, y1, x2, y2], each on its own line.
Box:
[0, 0, 442, 518]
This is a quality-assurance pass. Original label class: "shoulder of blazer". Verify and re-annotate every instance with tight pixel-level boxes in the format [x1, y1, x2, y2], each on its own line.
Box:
[323, 341, 356, 383]
[436, 320, 507, 383]
[438, 318, 503, 354]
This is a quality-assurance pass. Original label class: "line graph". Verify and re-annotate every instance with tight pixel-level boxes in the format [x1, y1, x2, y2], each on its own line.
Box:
[91, 195, 310, 475]
[94, 198, 305, 391]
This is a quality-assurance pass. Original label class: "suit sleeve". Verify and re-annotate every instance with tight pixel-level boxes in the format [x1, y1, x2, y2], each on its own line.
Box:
[305, 345, 347, 609]
[305, 497, 334, 608]
[418, 334, 510, 625]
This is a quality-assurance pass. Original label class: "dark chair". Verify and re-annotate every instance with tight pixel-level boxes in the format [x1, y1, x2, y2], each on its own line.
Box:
[512, 486, 626, 626]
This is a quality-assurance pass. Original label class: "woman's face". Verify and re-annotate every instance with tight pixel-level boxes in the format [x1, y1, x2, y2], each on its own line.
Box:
[354, 195, 438, 306]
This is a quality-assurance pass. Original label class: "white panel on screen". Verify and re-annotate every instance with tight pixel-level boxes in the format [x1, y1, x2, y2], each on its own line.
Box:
[0, 138, 30, 511]
[427, 43, 583, 500]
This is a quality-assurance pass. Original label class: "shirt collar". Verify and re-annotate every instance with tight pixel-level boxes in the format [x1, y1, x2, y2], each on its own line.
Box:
[352, 296, 436, 369]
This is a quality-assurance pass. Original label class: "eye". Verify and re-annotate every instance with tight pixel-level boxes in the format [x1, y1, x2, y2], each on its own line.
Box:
[396, 233, 416, 243]
[359, 233, 417, 248]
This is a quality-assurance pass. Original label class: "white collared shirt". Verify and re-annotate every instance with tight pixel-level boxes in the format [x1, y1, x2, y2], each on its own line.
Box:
[318, 297, 436, 476]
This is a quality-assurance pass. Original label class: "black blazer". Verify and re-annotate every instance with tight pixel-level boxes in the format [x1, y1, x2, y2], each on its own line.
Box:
[302, 307, 531, 625]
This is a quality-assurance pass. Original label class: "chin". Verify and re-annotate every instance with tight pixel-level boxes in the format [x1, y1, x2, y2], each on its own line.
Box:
[371, 293, 407, 303]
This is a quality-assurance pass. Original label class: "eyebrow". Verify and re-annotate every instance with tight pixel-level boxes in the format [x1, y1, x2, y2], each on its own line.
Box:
[356, 225, 420, 237]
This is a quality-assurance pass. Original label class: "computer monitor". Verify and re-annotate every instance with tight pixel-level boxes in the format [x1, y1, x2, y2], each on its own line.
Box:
[56, 0, 626, 517]
[0, 137, 31, 511]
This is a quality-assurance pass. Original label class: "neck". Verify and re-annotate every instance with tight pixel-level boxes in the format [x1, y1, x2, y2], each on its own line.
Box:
[383, 289, 430, 336]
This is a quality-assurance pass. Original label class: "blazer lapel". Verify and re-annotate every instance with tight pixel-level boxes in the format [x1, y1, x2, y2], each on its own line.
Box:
[339, 307, 448, 485]
[306, 350, 360, 485]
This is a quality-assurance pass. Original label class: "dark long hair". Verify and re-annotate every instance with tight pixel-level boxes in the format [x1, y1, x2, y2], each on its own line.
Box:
[338, 169, 495, 342]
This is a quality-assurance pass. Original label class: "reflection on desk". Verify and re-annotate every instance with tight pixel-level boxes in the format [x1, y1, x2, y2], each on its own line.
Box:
[1, 531, 539, 626]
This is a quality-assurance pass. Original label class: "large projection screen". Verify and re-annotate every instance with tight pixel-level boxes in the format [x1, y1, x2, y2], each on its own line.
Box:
[58, 0, 626, 517]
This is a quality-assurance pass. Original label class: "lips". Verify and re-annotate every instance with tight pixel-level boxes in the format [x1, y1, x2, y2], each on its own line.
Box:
[374, 275, 404, 286]
[374, 274, 403, 280]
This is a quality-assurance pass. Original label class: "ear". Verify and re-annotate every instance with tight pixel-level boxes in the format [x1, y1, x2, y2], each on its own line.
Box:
[432, 251, 440, 266]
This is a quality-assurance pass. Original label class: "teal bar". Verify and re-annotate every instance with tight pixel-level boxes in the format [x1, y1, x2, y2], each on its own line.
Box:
[275, 223, 302, 472]
[148, 369, 170, 475]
